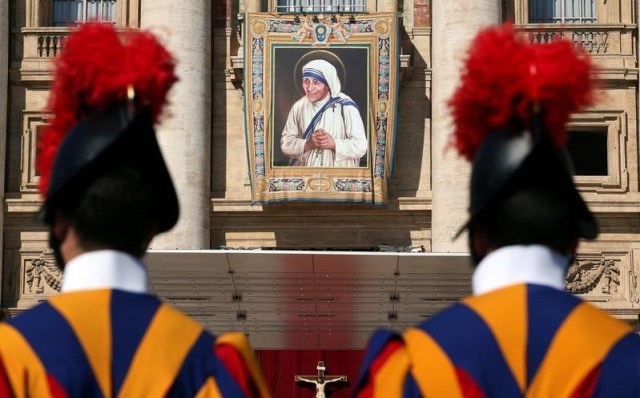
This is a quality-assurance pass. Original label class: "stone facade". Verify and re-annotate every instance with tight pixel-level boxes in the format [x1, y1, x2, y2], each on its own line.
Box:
[1, 0, 639, 328]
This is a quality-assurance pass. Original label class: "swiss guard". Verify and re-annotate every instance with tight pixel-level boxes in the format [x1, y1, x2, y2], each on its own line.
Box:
[353, 24, 640, 397]
[0, 22, 271, 398]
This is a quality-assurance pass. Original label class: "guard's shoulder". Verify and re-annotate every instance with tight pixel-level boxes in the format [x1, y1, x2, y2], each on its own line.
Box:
[571, 299, 634, 340]
[3, 300, 57, 334]
[158, 300, 205, 329]
[364, 328, 405, 359]
[414, 300, 471, 333]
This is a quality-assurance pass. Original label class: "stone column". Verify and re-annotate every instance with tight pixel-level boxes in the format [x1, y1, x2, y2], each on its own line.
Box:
[378, 0, 398, 12]
[246, 0, 261, 12]
[431, 0, 501, 252]
[141, 1, 211, 249]
[0, 0, 8, 304]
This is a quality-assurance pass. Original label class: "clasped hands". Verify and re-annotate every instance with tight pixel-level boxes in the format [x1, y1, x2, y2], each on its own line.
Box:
[304, 129, 335, 152]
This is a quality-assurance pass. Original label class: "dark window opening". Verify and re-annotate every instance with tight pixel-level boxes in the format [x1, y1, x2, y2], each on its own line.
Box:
[566, 130, 608, 176]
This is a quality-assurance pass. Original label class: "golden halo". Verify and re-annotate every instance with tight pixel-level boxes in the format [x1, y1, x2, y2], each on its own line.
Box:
[293, 50, 347, 97]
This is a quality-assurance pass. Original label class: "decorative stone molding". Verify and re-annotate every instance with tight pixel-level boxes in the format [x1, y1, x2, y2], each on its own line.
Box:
[19, 249, 60, 305]
[25, 253, 61, 294]
[377, 245, 424, 253]
[566, 258, 619, 295]
[567, 250, 640, 321]
[630, 249, 640, 306]
[20, 112, 49, 192]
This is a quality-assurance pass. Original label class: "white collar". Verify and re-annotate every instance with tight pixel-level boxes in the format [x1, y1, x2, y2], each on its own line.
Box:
[61, 250, 149, 294]
[472, 245, 570, 295]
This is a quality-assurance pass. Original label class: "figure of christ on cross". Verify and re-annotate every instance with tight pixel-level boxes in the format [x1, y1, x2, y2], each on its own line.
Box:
[295, 361, 347, 398]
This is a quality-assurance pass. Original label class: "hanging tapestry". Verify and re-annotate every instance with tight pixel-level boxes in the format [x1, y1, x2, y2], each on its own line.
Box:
[243, 12, 399, 204]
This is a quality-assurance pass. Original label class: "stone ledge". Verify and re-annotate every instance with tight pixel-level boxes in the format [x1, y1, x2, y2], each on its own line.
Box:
[5, 197, 42, 213]
[211, 196, 432, 212]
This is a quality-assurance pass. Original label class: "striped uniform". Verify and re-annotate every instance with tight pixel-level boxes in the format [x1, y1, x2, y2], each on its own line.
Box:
[354, 284, 640, 398]
[0, 290, 271, 398]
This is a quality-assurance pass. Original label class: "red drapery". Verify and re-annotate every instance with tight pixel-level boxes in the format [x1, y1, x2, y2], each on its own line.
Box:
[256, 350, 365, 398]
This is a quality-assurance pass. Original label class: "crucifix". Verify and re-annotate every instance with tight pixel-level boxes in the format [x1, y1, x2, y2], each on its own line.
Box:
[295, 361, 347, 398]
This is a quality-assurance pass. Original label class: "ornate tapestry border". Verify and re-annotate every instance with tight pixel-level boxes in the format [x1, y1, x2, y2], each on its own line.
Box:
[244, 12, 399, 205]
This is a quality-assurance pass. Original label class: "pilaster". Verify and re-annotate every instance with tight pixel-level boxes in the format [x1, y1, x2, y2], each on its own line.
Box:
[0, 0, 8, 306]
[141, 0, 212, 249]
[378, 0, 398, 12]
[430, 0, 501, 252]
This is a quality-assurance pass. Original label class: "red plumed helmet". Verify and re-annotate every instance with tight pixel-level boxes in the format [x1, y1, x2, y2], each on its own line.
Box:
[36, 22, 180, 233]
[449, 23, 595, 161]
[451, 23, 599, 241]
[38, 22, 177, 196]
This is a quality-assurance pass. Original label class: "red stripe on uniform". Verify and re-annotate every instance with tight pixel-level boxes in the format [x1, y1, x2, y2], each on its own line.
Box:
[215, 343, 260, 397]
[0, 356, 13, 397]
[355, 340, 404, 398]
[47, 374, 69, 398]
[455, 367, 485, 398]
[570, 365, 601, 398]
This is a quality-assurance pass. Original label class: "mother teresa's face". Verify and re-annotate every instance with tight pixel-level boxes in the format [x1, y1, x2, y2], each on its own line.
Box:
[303, 77, 330, 103]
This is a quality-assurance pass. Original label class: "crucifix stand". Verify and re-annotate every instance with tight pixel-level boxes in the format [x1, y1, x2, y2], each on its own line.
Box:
[295, 361, 347, 398]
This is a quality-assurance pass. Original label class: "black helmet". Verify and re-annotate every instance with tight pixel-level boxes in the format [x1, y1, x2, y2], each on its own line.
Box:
[38, 103, 179, 233]
[462, 113, 597, 240]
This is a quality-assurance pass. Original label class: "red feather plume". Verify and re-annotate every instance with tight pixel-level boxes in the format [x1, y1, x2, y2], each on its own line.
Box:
[37, 22, 178, 195]
[449, 23, 596, 161]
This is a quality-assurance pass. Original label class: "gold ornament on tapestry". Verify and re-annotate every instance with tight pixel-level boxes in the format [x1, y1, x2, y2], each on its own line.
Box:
[308, 174, 333, 193]
[292, 14, 352, 45]
[251, 19, 268, 36]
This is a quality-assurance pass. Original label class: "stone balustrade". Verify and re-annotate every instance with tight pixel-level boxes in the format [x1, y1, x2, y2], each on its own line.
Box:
[20, 26, 119, 81]
[516, 24, 636, 56]
[22, 28, 70, 59]
[37, 34, 66, 57]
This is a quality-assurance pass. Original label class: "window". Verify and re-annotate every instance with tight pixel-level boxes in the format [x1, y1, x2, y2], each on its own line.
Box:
[275, 0, 367, 13]
[529, 0, 596, 23]
[566, 130, 608, 176]
[566, 111, 632, 195]
[53, 0, 116, 26]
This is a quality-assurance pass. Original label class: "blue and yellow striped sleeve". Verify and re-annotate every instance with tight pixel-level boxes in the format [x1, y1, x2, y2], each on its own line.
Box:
[353, 329, 421, 398]
[212, 332, 271, 398]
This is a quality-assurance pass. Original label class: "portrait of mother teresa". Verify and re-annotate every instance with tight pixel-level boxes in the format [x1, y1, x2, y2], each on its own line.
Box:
[280, 59, 368, 167]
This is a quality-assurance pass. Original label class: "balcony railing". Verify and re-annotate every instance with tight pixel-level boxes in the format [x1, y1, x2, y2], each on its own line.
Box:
[19, 26, 117, 81]
[516, 24, 635, 56]
[37, 34, 66, 57]
[22, 28, 71, 59]
[274, 1, 367, 13]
